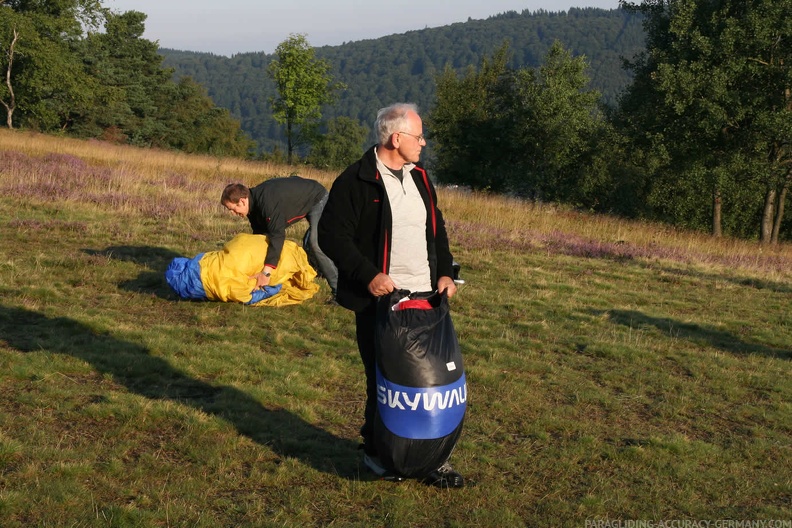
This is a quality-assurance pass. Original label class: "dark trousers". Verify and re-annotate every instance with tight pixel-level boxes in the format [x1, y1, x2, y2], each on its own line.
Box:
[306, 193, 338, 292]
[355, 306, 378, 454]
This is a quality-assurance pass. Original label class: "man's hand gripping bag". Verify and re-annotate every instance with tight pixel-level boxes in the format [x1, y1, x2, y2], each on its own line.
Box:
[373, 290, 467, 478]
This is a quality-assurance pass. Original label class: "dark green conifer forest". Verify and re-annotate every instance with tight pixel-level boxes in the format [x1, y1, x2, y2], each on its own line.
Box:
[160, 8, 646, 155]
[156, 3, 792, 243]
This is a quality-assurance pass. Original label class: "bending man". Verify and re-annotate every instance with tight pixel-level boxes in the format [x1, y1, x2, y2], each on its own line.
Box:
[221, 175, 338, 298]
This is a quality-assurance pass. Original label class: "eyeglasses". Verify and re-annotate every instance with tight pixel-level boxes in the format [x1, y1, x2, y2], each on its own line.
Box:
[398, 131, 426, 143]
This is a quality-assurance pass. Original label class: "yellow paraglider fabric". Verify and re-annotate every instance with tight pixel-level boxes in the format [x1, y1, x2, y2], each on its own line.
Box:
[199, 234, 319, 306]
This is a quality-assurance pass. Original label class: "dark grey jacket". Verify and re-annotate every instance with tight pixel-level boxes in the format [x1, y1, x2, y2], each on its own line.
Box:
[247, 176, 327, 269]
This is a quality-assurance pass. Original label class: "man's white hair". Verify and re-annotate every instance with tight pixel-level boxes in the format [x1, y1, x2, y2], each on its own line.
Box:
[375, 103, 419, 145]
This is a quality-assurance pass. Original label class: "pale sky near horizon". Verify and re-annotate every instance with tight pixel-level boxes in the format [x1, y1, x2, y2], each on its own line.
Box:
[105, 0, 620, 57]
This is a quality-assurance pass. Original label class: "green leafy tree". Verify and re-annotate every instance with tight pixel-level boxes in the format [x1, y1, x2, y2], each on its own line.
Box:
[76, 10, 168, 142]
[159, 77, 255, 157]
[267, 33, 343, 164]
[505, 40, 604, 202]
[0, 0, 105, 131]
[306, 116, 369, 170]
[429, 41, 605, 204]
[428, 44, 514, 192]
[617, 0, 792, 242]
[1, 4, 252, 157]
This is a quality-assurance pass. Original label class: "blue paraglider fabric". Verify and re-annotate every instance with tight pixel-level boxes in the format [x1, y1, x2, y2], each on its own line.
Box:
[165, 252, 282, 303]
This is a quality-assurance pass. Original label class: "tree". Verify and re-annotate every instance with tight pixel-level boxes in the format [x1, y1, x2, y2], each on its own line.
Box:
[76, 10, 168, 142]
[1, 25, 19, 128]
[617, 0, 792, 242]
[6, 6, 255, 157]
[267, 33, 343, 164]
[428, 43, 514, 192]
[428, 41, 605, 204]
[306, 116, 369, 170]
[159, 77, 255, 157]
[505, 40, 604, 202]
[0, 0, 105, 131]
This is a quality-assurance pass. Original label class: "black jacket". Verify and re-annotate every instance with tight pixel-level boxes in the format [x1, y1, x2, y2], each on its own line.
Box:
[247, 176, 327, 269]
[318, 145, 454, 312]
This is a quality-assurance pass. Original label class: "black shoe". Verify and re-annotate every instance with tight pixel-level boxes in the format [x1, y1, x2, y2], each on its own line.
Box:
[422, 461, 464, 489]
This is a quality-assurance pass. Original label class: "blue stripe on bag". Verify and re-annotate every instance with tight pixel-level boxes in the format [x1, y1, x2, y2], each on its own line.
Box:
[376, 369, 467, 440]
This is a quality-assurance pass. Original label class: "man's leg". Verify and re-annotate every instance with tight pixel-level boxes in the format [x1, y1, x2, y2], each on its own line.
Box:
[354, 307, 377, 453]
[354, 307, 405, 481]
[307, 195, 338, 295]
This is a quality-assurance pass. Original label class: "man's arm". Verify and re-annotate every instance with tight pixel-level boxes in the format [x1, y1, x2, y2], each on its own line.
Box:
[249, 196, 286, 286]
[318, 174, 381, 289]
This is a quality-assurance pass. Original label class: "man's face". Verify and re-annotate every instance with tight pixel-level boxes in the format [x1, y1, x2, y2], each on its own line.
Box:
[224, 197, 249, 217]
[395, 111, 426, 164]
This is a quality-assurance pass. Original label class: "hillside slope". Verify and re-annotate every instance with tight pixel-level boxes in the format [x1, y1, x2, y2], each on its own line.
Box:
[161, 8, 644, 152]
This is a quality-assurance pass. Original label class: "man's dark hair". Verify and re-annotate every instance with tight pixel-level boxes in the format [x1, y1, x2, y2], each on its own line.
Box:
[221, 183, 250, 205]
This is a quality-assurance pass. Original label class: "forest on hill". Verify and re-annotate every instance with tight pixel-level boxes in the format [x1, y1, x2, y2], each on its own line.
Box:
[160, 8, 645, 154]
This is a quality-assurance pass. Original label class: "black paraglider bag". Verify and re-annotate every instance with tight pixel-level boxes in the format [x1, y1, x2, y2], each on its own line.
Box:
[373, 289, 467, 478]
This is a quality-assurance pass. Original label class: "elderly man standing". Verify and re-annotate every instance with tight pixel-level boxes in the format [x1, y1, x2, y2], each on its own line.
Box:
[318, 103, 463, 488]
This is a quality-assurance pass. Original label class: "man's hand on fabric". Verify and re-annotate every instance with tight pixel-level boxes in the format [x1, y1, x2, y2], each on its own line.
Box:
[437, 276, 457, 299]
[368, 273, 397, 297]
[251, 267, 275, 289]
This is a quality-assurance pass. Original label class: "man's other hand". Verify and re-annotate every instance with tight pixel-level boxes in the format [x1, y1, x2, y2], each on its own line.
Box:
[368, 273, 397, 297]
[437, 276, 457, 299]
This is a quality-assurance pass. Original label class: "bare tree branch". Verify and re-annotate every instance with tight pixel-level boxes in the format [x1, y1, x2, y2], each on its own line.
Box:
[2, 27, 20, 129]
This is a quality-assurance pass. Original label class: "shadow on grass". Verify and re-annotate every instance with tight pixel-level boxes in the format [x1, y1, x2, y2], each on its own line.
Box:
[84, 245, 183, 268]
[83, 246, 185, 299]
[533, 232, 792, 294]
[636, 261, 792, 295]
[601, 309, 791, 360]
[0, 304, 362, 479]
[118, 271, 176, 299]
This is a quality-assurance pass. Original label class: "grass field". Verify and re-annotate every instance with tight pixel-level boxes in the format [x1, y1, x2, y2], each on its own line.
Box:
[1, 129, 790, 527]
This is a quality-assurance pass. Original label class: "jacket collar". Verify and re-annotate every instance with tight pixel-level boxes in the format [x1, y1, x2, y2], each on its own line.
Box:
[357, 145, 380, 182]
[359, 144, 424, 183]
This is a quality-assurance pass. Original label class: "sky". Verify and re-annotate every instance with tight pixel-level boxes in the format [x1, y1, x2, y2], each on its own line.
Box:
[105, 0, 620, 57]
